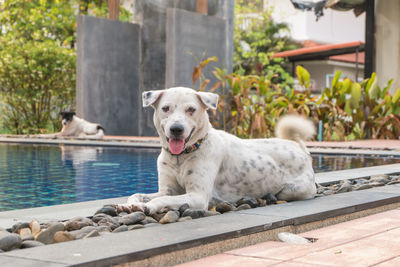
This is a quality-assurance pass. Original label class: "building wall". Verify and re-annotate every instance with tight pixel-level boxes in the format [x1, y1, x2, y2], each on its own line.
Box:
[376, 0, 400, 94]
[266, 0, 365, 44]
[295, 60, 364, 92]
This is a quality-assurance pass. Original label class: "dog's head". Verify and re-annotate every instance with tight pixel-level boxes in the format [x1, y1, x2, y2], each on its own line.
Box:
[59, 111, 76, 126]
[143, 87, 218, 155]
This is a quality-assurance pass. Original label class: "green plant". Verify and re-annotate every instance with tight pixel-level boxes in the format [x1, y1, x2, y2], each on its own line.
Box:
[296, 66, 400, 140]
[194, 58, 400, 140]
[234, 0, 300, 91]
[0, 0, 77, 134]
[193, 58, 315, 138]
[0, 0, 132, 134]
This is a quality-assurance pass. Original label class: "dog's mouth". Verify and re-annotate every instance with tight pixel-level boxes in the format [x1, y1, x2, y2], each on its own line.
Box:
[166, 128, 195, 155]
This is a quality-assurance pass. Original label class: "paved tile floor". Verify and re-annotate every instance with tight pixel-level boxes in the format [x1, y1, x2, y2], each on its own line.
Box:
[177, 208, 400, 267]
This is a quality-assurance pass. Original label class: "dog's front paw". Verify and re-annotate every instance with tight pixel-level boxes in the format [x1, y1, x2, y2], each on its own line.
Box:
[143, 202, 161, 215]
[117, 202, 147, 214]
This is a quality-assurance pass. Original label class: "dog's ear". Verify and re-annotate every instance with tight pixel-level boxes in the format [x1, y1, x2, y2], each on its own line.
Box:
[142, 90, 164, 108]
[196, 92, 219, 110]
[59, 111, 75, 118]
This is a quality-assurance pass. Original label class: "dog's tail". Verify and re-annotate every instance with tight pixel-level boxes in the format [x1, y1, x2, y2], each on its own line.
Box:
[275, 115, 315, 152]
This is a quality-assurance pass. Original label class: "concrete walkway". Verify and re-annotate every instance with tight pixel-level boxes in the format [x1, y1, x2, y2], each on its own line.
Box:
[305, 139, 400, 151]
[104, 137, 400, 151]
[177, 208, 400, 267]
[2, 134, 400, 151]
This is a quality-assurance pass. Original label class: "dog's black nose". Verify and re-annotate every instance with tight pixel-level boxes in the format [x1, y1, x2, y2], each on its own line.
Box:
[170, 124, 184, 137]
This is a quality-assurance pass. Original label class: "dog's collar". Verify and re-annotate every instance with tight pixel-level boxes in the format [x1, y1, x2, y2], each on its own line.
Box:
[164, 134, 207, 155]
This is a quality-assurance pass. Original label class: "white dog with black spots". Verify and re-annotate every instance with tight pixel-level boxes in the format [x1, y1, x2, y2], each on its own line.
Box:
[124, 87, 316, 214]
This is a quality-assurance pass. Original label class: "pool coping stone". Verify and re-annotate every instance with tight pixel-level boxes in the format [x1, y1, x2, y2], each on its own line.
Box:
[0, 184, 399, 266]
[1, 164, 399, 229]
[2, 136, 400, 156]
[315, 163, 400, 185]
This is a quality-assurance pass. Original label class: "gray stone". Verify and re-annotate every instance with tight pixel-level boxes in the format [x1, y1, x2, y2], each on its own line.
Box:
[369, 181, 386, 187]
[177, 216, 193, 222]
[355, 184, 373, 190]
[323, 189, 334, 195]
[65, 216, 94, 231]
[97, 216, 120, 230]
[18, 228, 34, 241]
[35, 222, 64, 245]
[278, 232, 310, 244]
[128, 224, 145, 231]
[159, 210, 180, 224]
[178, 203, 190, 216]
[140, 216, 158, 225]
[236, 197, 259, 208]
[370, 174, 389, 184]
[69, 226, 97, 239]
[204, 211, 220, 217]
[262, 193, 278, 205]
[53, 231, 75, 243]
[96, 225, 112, 233]
[256, 198, 267, 207]
[182, 209, 207, 219]
[83, 230, 100, 239]
[77, 15, 141, 135]
[337, 180, 353, 193]
[119, 212, 146, 225]
[152, 212, 167, 222]
[112, 225, 129, 233]
[0, 232, 22, 251]
[11, 222, 30, 233]
[354, 179, 369, 185]
[216, 202, 236, 213]
[237, 204, 252, 210]
[30, 220, 41, 236]
[94, 206, 118, 217]
[20, 240, 44, 249]
[92, 213, 113, 223]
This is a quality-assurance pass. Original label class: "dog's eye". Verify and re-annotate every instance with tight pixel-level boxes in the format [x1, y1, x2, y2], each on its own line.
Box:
[161, 106, 170, 113]
[187, 107, 196, 114]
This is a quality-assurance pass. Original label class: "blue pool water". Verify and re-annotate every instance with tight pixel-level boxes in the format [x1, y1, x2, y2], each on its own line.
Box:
[1, 143, 400, 211]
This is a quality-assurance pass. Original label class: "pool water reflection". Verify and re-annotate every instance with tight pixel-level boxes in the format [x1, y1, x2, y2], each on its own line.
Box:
[0, 143, 399, 211]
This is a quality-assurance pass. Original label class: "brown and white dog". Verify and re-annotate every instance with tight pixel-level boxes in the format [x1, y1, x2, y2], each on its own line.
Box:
[124, 87, 316, 214]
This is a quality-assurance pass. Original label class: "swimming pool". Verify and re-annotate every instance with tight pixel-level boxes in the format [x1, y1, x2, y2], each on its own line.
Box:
[1, 143, 399, 211]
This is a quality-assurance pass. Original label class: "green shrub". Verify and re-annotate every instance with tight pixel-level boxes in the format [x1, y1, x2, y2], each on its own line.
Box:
[196, 58, 400, 140]
[234, 1, 300, 91]
[0, 0, 77, 134]
[0, 0, 132, 134]
[303, 69, 400, 140]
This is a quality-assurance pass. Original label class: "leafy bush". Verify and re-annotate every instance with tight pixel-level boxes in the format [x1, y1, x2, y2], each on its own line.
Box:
[234, 1, 300, 91]
[299, 68, 400, 140]
[196, 58, 400, 140]
[216, 72, 317, 138]
[0, 0, 132, 134]
[0, 0, 77, 134]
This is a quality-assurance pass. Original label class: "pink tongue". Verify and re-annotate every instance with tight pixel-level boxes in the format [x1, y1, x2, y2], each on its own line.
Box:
[169, 139, 185, 154]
